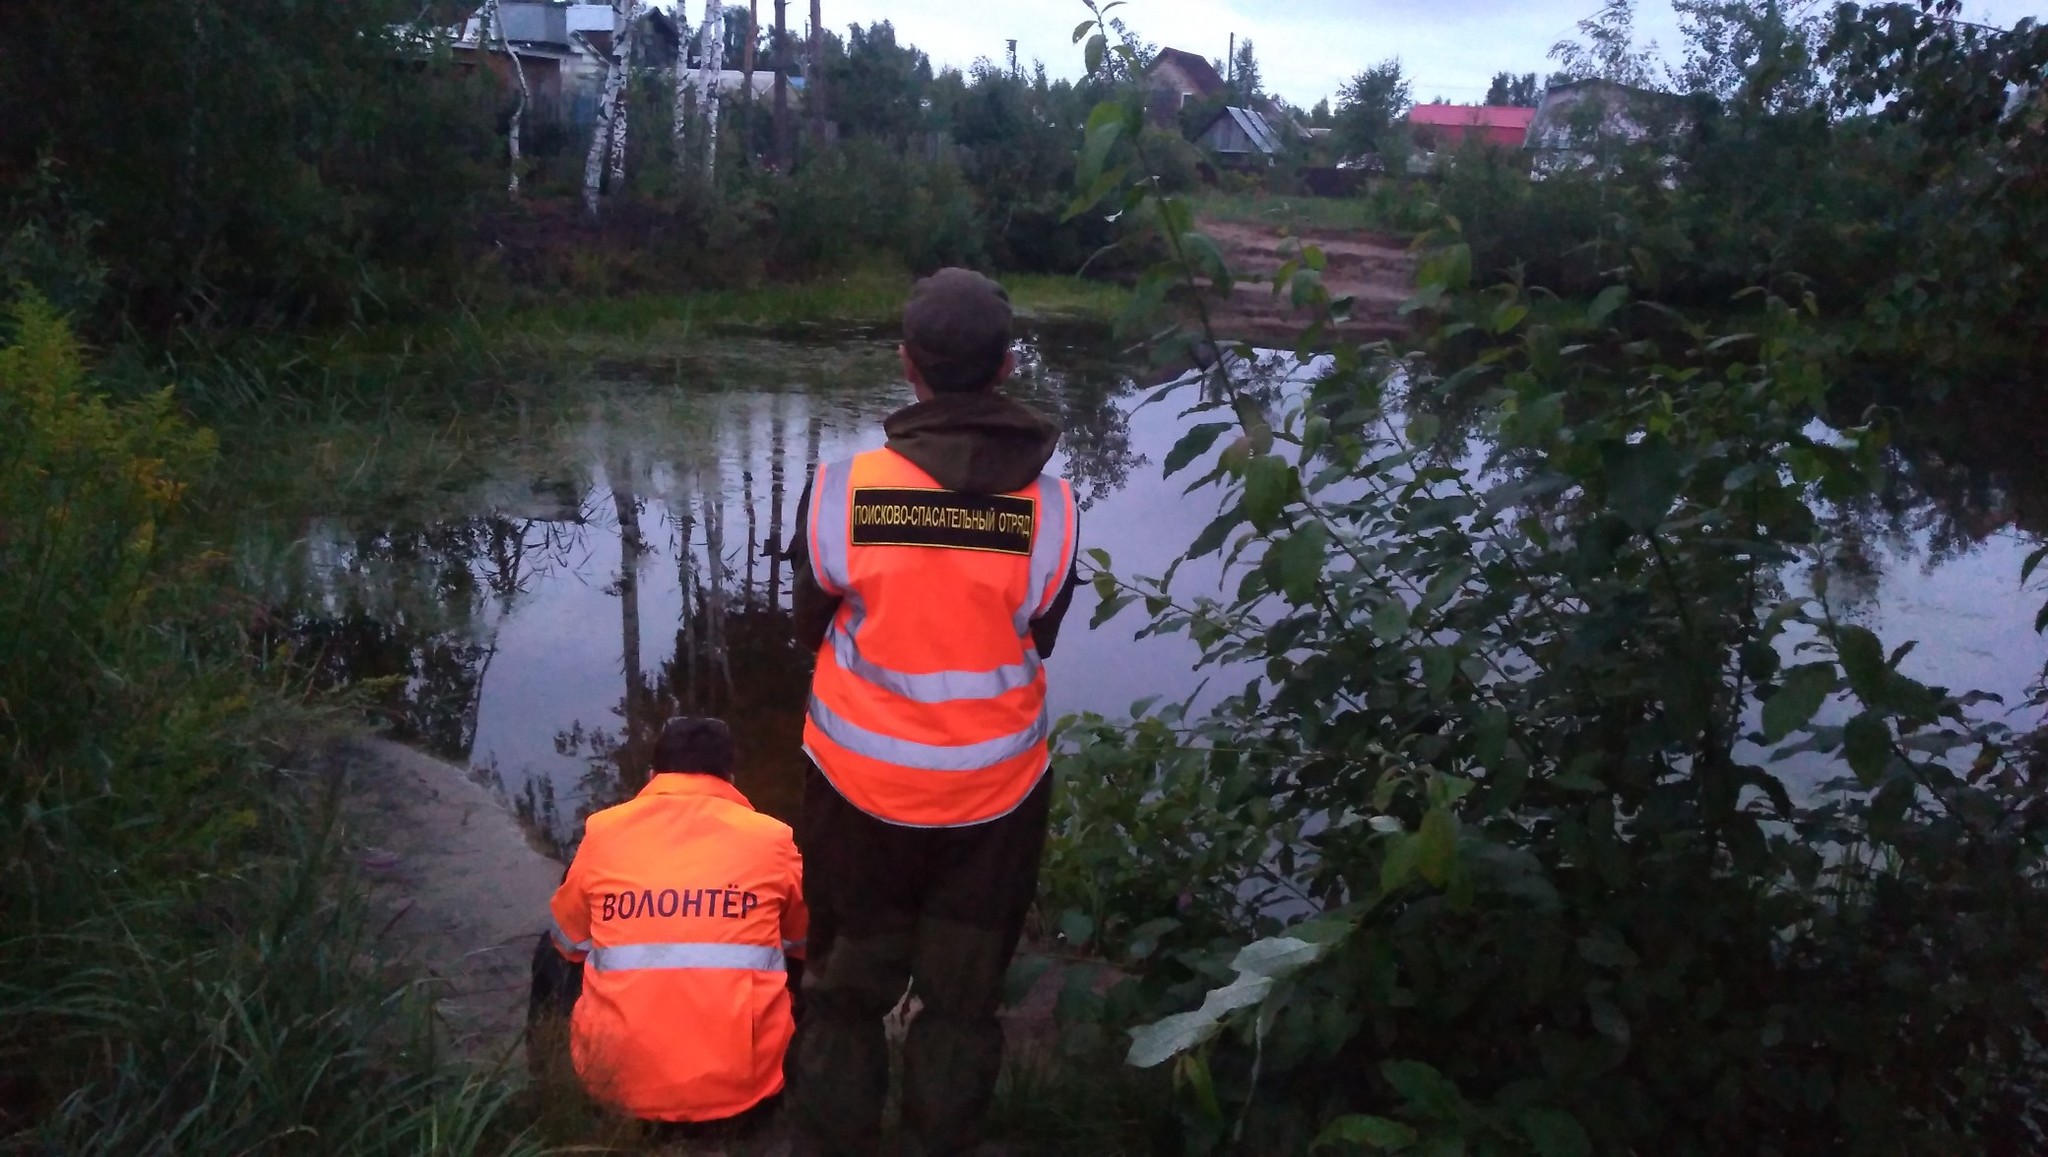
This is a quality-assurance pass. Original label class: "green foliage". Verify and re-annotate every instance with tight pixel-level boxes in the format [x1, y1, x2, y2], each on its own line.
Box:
[0, 297, 216, 762]
[1673, 0, 1826, 111]
[0, 299, 534, 1151]
[1548, 0, 1665, 88]
[0, 0, 497, 334]
[825, 22, 938, 147]
[1485, 73, 1542, 109]
[1332, 62, 1414, 161]
[1228, 39, 1265, 107]
[1049, 7, 2048, 1152]
[767, 138, 988, 274]
[1428, 2, 2047, 376]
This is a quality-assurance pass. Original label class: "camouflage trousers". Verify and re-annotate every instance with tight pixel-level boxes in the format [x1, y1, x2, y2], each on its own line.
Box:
[787, 766, 1052, 1157]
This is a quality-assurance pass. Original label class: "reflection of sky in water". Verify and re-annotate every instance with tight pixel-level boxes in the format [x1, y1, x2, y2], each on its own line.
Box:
[241, 337, 2048, 845]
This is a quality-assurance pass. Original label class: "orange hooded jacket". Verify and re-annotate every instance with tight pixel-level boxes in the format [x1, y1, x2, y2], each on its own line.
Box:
[548, 773, 807, 1122]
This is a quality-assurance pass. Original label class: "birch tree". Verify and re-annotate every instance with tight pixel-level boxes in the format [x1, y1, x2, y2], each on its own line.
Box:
[697, 4, 726, 174]
[481, 0, 531, 196]
[672, 0, 693, 171]
[608, 0, 640, 187]
[583, 0, 635, 216]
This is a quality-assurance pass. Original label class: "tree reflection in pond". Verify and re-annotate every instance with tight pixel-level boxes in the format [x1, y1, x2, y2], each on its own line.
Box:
[243, 333, 2048, 857]
[241, 335, 1144, 856]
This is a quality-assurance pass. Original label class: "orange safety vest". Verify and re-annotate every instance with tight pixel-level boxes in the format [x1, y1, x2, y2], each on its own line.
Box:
[802, 447, 1079, 827]
[547, 774, 807, 1123]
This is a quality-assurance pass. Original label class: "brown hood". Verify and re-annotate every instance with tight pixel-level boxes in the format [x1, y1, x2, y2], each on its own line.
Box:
[883, 393, 1061, 495]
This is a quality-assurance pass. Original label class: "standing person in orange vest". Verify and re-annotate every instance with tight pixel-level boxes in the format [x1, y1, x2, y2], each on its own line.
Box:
[537, 716, 808, 1143]
[784, 269, 1081, 1156]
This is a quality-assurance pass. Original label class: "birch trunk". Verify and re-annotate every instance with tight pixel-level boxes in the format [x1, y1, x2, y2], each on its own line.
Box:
[484, 0, 530, 197]
[672, 0, 692, 173]
[583, 2, 628, 216]
[608, 0, 640, 188]
[698, 5, 726, 174]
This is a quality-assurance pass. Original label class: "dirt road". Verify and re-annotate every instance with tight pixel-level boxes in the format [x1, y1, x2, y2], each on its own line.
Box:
[1196, 218, 1415, 346]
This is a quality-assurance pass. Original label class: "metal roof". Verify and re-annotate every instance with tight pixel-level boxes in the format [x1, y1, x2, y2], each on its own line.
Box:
[497, 4, 568, 47]
[1226, 106, 1283, 154]
[1407, 104, 1539, 131]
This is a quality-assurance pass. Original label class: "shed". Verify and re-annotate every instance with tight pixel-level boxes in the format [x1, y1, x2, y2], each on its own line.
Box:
[1197, 106, 1285, 163]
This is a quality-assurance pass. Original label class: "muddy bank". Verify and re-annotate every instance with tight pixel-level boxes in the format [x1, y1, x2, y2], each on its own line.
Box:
[1197, 218, 1415, 345]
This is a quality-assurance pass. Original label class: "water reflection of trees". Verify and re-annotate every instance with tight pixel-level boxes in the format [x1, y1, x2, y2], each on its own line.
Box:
[253, 509, 590, 759]
[249, 335, 1153, 853]
[1826, 395, 2048, 569]
[531, 336, 1149, 850]
[1012, 330, 1146, 510]
[535, 406, 816, 852]
[1414, 351, 2048, 614]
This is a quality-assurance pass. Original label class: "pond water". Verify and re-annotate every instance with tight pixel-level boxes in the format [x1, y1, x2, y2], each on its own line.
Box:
[229, 330, 2048, 852]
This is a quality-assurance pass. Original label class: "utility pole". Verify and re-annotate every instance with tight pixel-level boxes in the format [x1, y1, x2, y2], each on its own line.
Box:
[772, 0, 790, 170]
[808, 0, 825, 148]
[1227, 32, 1234, 89]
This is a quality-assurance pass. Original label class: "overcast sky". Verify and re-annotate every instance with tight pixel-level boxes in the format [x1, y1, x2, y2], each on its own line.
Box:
[686, 0, 2043, 109]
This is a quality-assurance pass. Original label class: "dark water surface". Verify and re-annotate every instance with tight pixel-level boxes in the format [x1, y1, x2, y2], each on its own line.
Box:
[231, 333, 2048, 850]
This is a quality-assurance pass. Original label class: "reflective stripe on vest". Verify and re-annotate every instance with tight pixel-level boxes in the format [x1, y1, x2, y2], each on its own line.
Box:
[551, 918, 593, 956]
[1016, 475, 1073, 633]
[810, 458, 851, 594]
[587, 942, 787, 974]
[828, 595, 1043, 703]
[806, 693, 1050, 771]
[804, 449, 1078, 825]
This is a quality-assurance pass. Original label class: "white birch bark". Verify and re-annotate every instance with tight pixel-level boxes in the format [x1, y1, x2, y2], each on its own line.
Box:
[484, 0, 531, 197]
[609, 0, 640, 188]
[672, 0, 693, 173]
[698, 5, 726, 174]
[583, 1, 629, 216]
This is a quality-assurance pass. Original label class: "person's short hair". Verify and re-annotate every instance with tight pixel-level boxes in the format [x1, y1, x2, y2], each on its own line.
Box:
[650, 717, 734, 779]
[902, 268, 1014, 393]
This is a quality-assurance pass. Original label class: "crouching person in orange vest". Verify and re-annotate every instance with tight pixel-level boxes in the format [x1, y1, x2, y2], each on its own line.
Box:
[785, 269, 1081, 1156]
[536, 716, 808, 1143]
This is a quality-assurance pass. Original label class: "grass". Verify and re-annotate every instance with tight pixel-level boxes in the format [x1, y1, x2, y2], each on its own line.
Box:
[495, 267, 1129, 342]
[0, 707, 553, 1155]
[1, 301, 547, 1154]
[1193, 187, 1428, 236]
[144, 264, 1130, 425]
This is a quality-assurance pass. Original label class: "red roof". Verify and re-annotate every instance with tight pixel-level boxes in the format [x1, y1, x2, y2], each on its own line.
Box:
[1407, 104, 1536, 149]
[1407, 104, 1539, 131]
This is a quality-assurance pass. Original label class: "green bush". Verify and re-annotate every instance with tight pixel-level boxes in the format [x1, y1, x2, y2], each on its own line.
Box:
[0, 299, 537, 1152]
[1052, 23, 2048, 1150]
[766, 138, 987, 274]
[0, 0, 498, 334]
[0, 297, 216, 766]
[1053, 241, 2048, 1154]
